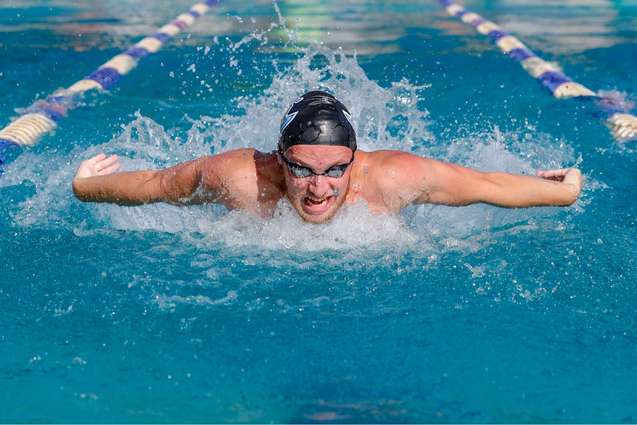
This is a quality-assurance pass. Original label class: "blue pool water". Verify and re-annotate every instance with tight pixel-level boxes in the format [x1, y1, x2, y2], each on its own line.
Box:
[1, 0, 637, 422]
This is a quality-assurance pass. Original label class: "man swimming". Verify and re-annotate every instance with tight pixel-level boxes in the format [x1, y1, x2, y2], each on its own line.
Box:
[72, 90, 583, 223]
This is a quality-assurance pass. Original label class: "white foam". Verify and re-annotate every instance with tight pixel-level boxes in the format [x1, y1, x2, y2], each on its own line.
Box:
[187, 200, 420, 252]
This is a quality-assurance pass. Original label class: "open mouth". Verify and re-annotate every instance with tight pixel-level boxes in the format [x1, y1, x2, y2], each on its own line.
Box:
[302, 195, 334, 214]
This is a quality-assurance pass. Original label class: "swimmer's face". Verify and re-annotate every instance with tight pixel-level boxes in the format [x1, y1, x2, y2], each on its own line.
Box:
[278, 145, 354, 224]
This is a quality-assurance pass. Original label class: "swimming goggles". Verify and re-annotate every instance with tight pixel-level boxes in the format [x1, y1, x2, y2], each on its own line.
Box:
[278, 148, 355, 178]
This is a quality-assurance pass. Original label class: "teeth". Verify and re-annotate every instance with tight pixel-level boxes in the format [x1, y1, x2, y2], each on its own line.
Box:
[306, 197, 327, 205]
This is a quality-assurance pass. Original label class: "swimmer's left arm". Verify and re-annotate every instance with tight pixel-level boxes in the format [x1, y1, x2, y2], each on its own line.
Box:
[381, 153, 583, 208]
[424, 159, 583, 207]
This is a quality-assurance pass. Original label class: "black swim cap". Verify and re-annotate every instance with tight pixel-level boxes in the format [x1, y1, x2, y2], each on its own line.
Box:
[278, 90, 356, 152]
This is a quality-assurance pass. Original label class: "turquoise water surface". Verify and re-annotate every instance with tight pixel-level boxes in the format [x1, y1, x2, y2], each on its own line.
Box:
[1, 0, 637, 422]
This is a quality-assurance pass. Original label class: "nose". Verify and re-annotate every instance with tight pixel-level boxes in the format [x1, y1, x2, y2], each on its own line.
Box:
[307, 175, 330, 197]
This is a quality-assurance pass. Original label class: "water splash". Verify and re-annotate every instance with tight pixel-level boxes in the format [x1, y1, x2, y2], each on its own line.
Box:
[3, 44, 582, 257]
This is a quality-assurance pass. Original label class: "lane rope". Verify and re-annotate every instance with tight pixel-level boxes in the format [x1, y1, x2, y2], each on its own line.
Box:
[2, 0, 634, 170]
[0, 0, 220, 166]
[437, 0, 637, 143]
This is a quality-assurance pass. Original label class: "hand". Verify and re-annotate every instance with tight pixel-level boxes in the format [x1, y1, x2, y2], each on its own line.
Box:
[74, 153, 121, 180]
[537, 168, 583, 198]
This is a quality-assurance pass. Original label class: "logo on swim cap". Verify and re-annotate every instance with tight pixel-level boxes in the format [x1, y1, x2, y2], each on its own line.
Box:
[342, 110, 354, 127]
[278, 90, 357, 152]
[280, 111, 298, 133]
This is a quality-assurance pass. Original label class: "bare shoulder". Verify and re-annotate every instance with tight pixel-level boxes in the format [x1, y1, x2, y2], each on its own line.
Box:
[200, 148, 258, 170]
[199, 148, 261, 186]
[199, 148, 283, 210]
[356, 150, 433, 210]
[363, 150, 432, 183]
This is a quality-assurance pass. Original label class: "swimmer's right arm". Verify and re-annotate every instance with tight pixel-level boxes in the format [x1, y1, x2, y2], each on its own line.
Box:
[72, 153, 219, 205]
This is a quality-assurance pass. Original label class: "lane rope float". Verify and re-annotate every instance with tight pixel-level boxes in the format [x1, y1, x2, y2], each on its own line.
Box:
[0, 0, 220, 167]
[437, 0, 637, 143]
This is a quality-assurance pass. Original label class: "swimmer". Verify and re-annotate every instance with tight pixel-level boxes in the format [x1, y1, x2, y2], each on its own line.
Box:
[72, 90, 583, 223]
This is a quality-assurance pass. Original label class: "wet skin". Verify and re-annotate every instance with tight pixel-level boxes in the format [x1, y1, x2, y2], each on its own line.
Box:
[72, 145, 584, 223]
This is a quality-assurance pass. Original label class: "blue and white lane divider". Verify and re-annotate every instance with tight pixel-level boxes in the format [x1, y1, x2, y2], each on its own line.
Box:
[0, 0, 220, 167]
[437, 0, 637, 143]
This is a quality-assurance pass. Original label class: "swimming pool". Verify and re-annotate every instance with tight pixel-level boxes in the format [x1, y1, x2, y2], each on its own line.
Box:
[1, 0, 636, 422]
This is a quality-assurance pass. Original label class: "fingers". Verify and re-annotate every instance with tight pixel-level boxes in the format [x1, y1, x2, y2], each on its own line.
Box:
[94, 155, 120, 176]
[95, 154, 119, 172]
[75, 154, 120, 179]
[90, 153, 107, 163]
[98, 163, 121, 175]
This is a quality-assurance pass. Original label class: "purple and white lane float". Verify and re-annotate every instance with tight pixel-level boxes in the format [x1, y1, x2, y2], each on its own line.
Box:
[0, 0, 220, 167]
[437, 0, 637, 143]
